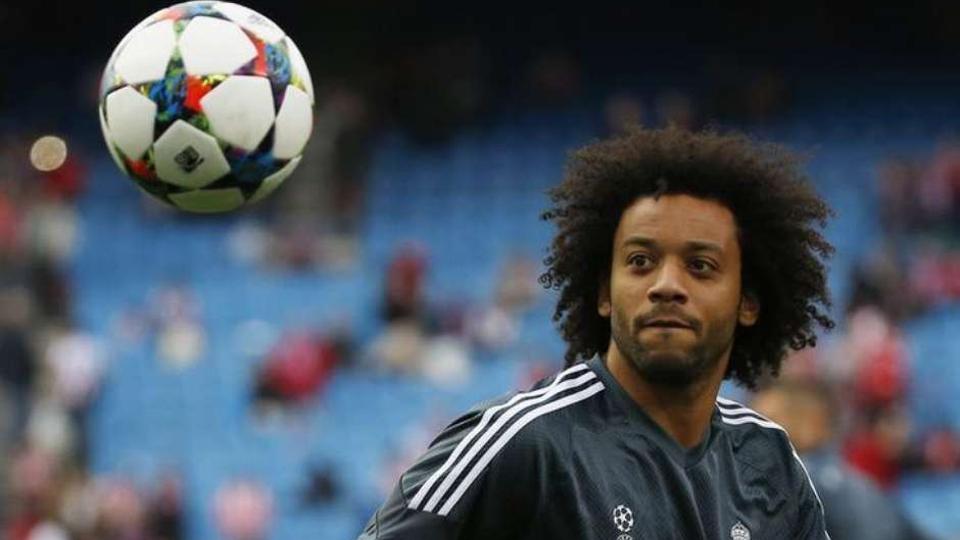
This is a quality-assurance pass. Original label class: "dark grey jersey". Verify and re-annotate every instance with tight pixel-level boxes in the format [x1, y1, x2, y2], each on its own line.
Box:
[358, 356, 829, 540]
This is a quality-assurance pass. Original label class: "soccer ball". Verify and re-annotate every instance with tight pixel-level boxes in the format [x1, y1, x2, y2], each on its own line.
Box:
[98, 1, 313, 213]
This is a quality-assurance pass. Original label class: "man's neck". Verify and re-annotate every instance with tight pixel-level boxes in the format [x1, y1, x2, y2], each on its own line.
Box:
[605, 349, 726, 449]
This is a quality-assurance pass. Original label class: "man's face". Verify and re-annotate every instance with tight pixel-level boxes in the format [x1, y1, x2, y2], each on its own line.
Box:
[599, 194, 759, 387]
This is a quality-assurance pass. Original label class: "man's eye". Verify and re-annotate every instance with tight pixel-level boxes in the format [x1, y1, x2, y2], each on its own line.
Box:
[628, 254, 653, 268]
[689, 259, 715, 273]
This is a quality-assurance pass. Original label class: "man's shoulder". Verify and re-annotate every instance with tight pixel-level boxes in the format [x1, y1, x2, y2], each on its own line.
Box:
[714, 396, 796, 465]
[713, 395, 825, 516]
[399, 362, 606, 519]
[457, 362, 608, 451]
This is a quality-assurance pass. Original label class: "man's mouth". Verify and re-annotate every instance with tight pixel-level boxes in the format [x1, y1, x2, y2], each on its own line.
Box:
[641, 318, 695, 330]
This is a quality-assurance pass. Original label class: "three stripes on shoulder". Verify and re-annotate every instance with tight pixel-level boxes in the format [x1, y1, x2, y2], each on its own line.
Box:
[716, 396, 787, 431]
[408, 363, 605, 517]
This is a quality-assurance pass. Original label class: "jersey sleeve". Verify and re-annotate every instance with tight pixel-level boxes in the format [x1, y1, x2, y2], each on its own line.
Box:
[791, 451, 831, 540]
[357, 399, 546, 540]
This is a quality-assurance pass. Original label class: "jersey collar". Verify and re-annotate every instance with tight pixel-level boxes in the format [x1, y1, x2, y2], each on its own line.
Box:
[586, 355, 718, 468]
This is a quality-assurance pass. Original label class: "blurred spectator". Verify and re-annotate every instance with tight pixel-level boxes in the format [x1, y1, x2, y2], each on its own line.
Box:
[0, 286, 36, 445]
[921, 144, 960, 231]
[870, 148, 960, 313]
[494, 254, 540, 313]
[42, 323, 105, 466]
[840, 404, 960, 491]
[842, 402, 917, 490]
[908, 246, 960, 305]
[252, 330, 346, 413]
[57, 470, 99, 539]
[213, 479, 273, 540]
[4, 446, 58, 540]
[149, 281, 205, 369]
[39, 153, 85, 202]
[467, 254, 539, 352]
[147, 473, 184, 540]
[876, 158, 923, 236]
[845, 307, 911, 409]
[847, 246, 918, 322]
[299, 463, 342, 508]
[381, 244, 427, 323]
[0, 190, 22, 254]
[429, 299, 469, 338]
[29, 258, 71, 324]
[818, 306, 911, 405]
[324, 87, 374, 235]
[467, 305, 519, 352]
[98, 477, 147, 540]
[366, 319, 426, 375]
[752, 381, 937, 540]
[419, 335, 472, 389]
[26, 522, 69, 540]
[23, 200, 79, 265]
[921, 429, 960, 473]
[25, 399, 72, 461]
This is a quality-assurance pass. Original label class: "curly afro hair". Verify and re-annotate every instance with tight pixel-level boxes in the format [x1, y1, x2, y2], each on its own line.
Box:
[540, 127, 835, 388]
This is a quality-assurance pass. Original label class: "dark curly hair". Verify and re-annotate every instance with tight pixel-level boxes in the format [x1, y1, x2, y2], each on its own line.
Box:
[540, 127, 835, 388]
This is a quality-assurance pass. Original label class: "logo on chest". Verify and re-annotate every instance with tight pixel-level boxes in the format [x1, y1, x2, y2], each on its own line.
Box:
[731, 521, 751, 540]
[612, 504, 634, 539]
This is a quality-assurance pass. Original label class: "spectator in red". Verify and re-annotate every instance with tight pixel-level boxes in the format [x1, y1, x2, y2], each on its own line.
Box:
[253, 331, 345, 410]
[753, 382, 935, 540]
[41, 154, 85, 202]
[841, 306, 910, 410]
[843, 403, 913, 490]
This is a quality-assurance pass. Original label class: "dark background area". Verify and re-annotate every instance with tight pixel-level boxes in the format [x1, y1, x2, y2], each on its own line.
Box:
[5, 1, 960, 137]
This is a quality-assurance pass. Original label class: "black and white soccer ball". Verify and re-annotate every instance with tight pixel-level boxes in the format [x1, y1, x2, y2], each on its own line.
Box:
[98, 1, 313, 213]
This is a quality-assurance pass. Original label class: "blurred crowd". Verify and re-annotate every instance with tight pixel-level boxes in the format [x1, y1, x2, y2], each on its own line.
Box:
[864, 148, 960, 315]
[249, 243, 544, 411]
[0, 134, 153, 539]
[2, 38, 960, 538]
[747, 143, 960, 539]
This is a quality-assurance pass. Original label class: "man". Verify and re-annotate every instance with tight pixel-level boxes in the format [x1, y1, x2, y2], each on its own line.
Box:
[358, 128, 835, 539]
[752, 380, 937, 540]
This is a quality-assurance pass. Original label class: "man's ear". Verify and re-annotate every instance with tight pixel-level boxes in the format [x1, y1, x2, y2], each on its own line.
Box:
[598, 280, 611, 318]
[738, 291, 760, 327]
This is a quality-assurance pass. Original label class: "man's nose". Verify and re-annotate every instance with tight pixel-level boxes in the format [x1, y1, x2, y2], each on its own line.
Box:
[647, 261, 688, 304]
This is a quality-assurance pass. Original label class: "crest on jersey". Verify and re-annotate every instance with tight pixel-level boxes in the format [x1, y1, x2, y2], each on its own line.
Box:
[612, 504, 634, 533]
[731, 521, 751, 540]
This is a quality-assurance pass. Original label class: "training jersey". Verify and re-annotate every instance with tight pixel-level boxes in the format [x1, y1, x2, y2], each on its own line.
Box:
[358, 356, 829, 540]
